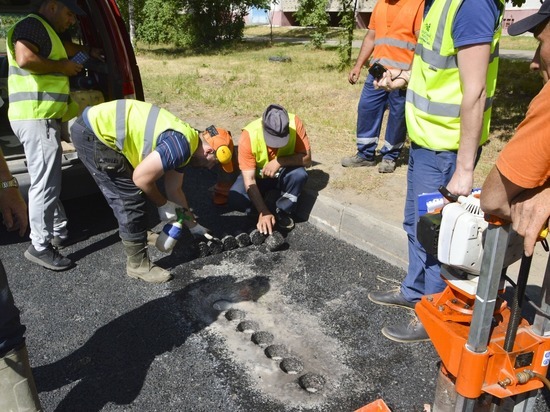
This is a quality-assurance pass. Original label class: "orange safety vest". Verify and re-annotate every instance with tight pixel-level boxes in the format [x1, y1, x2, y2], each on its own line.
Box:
[370, 0, 424, 70]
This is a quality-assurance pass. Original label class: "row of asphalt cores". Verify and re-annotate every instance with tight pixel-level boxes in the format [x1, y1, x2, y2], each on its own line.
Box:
[196, 229, 286, 257]
[223, 307, 326, 393]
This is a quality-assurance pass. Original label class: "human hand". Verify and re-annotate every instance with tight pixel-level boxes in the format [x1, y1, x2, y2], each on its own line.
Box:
[257, 212, 276, 235]
[61, 59, 84, 76]
[89, 47, 105, 62]
[0, 188, 28, 237]
[444, 170, 474, 203]
[373, 69, 409, 91]
[261, 159, 281, 178]
[510, 185, 550, 257]
[348, 66, 361, 84]
[157, 200, 179, 222]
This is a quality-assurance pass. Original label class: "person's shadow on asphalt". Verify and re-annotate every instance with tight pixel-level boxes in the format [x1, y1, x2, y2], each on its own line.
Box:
[33, 275, 270, 411]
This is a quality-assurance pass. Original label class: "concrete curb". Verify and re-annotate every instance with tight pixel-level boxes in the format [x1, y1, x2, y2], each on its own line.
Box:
[296, 189, 408, 272]
[298, 188, 549, 289]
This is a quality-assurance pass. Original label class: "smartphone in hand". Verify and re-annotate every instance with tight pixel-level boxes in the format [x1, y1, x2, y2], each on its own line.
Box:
[71, 51, 90, 65]
[368, 62, 387, 80]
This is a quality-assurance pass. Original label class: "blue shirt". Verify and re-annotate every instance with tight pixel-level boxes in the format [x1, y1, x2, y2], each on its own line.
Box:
[156, 130, 192, 173]
[424, 0, 502, 48]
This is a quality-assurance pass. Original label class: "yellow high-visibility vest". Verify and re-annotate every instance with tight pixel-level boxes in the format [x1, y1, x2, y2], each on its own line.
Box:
[86, 100, 199, 168]
[244, 114, 297, 178]
[406, 0, 504, 151]
[7, 14, 76, 120]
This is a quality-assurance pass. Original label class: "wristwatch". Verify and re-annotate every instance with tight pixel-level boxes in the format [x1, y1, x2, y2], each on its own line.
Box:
[0, 177, 18, 190]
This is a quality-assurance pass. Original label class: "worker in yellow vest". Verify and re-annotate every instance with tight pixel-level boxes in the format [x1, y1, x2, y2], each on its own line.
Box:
[368, 0, 505, 342]
[229, 104, 311, 235]
[7, 0, 103, 272]
[342, 0, 424, 173]
[70, 99, 234, 283]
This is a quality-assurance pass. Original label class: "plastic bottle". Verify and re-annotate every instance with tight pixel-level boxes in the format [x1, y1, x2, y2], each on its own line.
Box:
[156, 208, 185, 253]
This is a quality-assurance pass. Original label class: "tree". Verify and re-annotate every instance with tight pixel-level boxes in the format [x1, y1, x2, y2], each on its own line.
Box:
[294, 0, 330, 49]
[138, 0, 185, 46]
[337, 0, 357, 70]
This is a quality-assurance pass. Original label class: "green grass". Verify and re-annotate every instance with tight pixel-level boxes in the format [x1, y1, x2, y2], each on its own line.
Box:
[500, 34, 538, 50]
[137, 34, 541, 194]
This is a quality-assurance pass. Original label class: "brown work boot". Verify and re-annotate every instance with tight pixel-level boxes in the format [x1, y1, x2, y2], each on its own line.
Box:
[212, 181, 232, 205]
[0, 345, 42, 411]
[378, 159, 396, 173]
[122, 240, 172, 283]
[341, 153, 376, 168]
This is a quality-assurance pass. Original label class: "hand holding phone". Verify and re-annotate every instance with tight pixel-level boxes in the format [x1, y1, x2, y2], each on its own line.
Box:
[71, 51, 90, 65]
[368, 62, 387, 80]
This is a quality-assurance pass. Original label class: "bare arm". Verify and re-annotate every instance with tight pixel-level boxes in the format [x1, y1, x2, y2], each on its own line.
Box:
[242, 169, 276, 235]
[349, 30, 376, 84]
[481, 167, 550, 256]
[133, 151, 166, 206]
[14, 40, 82, 76]
[446, 43, 492, 197]
[133, 152, 197, 225]
[480, 166, 523, 220]
[261, 149, 311, 178]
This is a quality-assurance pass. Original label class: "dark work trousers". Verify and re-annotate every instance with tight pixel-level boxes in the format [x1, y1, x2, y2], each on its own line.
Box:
[228, 166, 308, 215]
[0, 259, 25, 357]
[70, 117, 148, 243]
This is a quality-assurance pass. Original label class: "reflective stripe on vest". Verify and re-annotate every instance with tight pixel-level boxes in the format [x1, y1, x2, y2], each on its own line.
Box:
[7, 14, 70, 120]
[370, 0, 424, 70]
[86, 99, 199, 168]
[405, 0, 504, 151]
[244, 114, 297, 178]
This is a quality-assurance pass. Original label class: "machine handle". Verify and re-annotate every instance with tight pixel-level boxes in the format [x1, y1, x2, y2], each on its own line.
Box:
[438, 185, 459, 203]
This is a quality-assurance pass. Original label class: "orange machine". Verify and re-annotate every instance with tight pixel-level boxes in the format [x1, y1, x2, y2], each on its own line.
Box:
[417, 209, 550, 409]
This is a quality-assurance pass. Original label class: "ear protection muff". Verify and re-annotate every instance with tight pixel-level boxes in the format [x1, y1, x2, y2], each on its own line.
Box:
[205, 125, 232, 165]
[215, 145, 232, 164]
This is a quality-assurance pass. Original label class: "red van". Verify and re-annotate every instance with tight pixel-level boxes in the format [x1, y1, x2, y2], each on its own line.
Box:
[0, 0, 144, 200]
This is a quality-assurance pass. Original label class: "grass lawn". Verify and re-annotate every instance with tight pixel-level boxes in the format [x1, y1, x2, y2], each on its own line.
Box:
[136, 31, 541, 195]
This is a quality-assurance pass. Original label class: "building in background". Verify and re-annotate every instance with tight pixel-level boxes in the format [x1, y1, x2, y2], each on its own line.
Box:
[251, 0, 540, 33]
[503, 0, 540, 34]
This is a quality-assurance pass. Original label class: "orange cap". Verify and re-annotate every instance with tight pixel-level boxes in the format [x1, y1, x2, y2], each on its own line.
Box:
[204, 126, 234, 173]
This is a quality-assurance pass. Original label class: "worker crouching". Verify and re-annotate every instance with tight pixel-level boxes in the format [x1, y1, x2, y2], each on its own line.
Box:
[70, 99, 234, 283]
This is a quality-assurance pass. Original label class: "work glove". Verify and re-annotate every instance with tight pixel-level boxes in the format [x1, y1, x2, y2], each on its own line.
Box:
[157, 200, 179, 222]
[189, 223, 211, 239]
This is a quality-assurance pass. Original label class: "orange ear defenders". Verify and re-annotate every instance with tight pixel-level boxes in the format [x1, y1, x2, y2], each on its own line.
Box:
[205, 125, 233, 165]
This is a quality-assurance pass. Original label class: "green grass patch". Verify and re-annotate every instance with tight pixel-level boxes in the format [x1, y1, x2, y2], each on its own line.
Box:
[138, 37, 541, 194]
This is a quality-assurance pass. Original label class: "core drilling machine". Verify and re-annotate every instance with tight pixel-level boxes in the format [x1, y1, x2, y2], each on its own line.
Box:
[415, 187, 550, 411]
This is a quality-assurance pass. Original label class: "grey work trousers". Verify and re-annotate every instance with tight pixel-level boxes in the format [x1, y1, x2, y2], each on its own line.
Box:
[11, 119, 68, 248]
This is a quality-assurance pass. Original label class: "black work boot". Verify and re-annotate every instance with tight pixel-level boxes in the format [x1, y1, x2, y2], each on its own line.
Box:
[381, 316, 430, 343]
[368, 288, 416, 310]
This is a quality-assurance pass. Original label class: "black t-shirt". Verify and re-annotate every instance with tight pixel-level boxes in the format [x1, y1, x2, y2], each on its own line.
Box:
[12, 15, 53, 57]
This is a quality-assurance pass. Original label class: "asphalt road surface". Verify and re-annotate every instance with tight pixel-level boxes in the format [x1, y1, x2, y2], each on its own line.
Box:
[2, 168, 549, 411]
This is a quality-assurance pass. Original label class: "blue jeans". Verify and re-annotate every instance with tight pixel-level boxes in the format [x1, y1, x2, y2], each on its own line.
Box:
[400, 144, 458, 303]
[0, 259, 25, 357]
[356, 74, 407, 162]
[228, 167, 308, 214]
